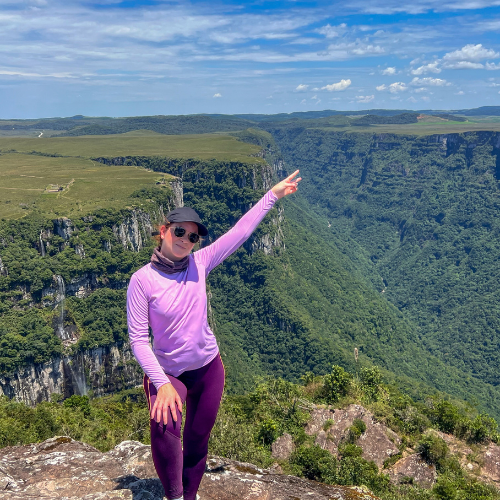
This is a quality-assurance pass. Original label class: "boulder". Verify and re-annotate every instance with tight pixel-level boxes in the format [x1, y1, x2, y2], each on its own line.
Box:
[271, 433, 295, 460]
[387, 453, 437, 488]
[0, 436, 381, 500]
[305, 404, 400, 468]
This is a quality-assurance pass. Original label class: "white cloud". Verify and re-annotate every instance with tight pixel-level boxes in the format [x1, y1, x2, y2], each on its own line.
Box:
[356, 0, 500, 15]
[300, 99, 306, 104]
[407, 96, 417, 103]
[311, 95, 318, 100]
[324, 41, 384, 58]
[410, 77, 450, 86]
[443, 44, 499, 62]
[376, 84, 387, 91]
[356, 95, 375, 103]
[213, 93, 222, 98]
[381, 67, 396, 75]
[321, 79, 351, 91]
[411, 61, 441, 75]
[490, 82, 500, 87]
[0, 69, 77, 78]
[455, 90, 465, 95]
[295, 84, 309, 92]
[486, 62, 500, 70]
[414, 87, 428, 93]
[317, 23, 347, 38]
[388, 82, 408, 93]
[350, 44, 384, 55]
[421, 96, 431, 101]
[444, 61, 484, 69]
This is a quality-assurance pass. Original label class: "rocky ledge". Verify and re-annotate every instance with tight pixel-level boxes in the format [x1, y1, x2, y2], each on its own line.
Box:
[0, 436, 380, 500]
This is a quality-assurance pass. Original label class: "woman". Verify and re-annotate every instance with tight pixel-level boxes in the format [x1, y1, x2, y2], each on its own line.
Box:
[127, 170, 301, 500]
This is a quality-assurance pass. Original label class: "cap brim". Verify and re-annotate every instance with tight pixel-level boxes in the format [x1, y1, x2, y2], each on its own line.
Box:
[195, 223, 208, 237]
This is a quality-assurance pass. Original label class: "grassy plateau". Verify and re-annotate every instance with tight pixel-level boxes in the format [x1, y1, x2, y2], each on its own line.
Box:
[0, 132, 262, 219]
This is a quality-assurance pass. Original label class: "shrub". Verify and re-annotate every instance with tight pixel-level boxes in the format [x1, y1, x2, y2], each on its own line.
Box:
[322, 365, 351, 403]
[290, 444, 337, 482]
[467, 414, 498, 444]
[360, 366, 382, 401]
[348, 418, 367, 442]
[417, 434, 448, 469]
[257, 419, 279, 445]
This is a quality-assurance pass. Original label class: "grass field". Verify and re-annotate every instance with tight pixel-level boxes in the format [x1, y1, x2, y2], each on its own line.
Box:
[312, 121, 500, 135]
[0, 153, 173, 219]
[0, 132, 262, 161]
[0, 132, 263, 220]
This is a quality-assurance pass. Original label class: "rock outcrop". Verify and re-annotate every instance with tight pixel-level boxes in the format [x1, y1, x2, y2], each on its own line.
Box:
[305, 404, 400, 468]
[387, 454, 437, 488]
[0, 437, 381, 500]
[479, 442, 500, 487]
[271, 433, 295, 460]
[54, 217, 74, 241]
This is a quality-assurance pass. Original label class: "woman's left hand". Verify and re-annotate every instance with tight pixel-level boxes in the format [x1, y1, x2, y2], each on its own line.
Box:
[271, 170, 302, 199]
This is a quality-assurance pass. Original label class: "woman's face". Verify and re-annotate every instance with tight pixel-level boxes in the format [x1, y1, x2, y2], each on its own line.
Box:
[160, 221, 199, 261]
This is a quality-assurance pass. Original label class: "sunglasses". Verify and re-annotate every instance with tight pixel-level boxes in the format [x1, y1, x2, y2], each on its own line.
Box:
[172, 226, 200, 244]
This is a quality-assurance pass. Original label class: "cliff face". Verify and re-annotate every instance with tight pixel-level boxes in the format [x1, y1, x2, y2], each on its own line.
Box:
[0, 344, 142, 405]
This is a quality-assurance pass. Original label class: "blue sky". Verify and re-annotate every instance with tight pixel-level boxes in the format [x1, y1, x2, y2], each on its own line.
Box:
[1, 0, 500, 118]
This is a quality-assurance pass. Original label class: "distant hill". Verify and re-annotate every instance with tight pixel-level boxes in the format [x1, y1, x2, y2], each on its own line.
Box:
[2, 107, 500, 139]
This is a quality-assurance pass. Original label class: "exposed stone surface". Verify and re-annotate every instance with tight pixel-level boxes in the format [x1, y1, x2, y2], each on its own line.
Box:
[54, 218, 74, 240]
[170, 179, 183, 207]
[0, 344, 142, 406]
[481, 442, 500, 485]
[271, 433, 295, 460]
[0, 255, 7, 276]
[306, 404, 400, 468]
[387, 453, 437, 488]
[0, 437, 381, 500]
[113, 209, 154, 252]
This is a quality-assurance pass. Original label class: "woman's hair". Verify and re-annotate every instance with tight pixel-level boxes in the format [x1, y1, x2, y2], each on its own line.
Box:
[152, 222, 171, 249]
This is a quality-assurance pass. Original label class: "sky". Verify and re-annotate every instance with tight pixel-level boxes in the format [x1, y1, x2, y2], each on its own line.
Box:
[1, 0, 500, 118]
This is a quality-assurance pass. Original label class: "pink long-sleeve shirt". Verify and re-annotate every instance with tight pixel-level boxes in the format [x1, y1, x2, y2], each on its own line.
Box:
[127, 189, 278, 389]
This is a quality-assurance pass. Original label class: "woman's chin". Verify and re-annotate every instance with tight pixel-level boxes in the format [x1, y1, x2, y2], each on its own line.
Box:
[172, 249, 190, 260]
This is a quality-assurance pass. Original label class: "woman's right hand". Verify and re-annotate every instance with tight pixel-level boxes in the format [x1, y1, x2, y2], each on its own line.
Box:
[151, 382, 183, 425]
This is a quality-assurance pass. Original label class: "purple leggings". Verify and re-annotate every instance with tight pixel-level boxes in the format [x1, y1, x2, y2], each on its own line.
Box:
[143, 354, 225, 500]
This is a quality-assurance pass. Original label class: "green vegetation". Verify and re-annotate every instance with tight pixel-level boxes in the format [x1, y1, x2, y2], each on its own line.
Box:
[269, 127, 500, 412]
[0, 153, 171, 219]
[1, 364, 499, 500]
[0, 133, 262, 219]
[0, 133, 262, 163]
[0, 114, 253, 138]
[3, 130, 500, 421]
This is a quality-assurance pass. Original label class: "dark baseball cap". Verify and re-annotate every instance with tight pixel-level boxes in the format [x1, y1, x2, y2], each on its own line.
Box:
[166, 207, 208, 236]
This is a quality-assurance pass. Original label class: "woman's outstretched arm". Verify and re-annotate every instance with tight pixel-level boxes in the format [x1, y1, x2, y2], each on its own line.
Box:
[195, 170, 301, 273]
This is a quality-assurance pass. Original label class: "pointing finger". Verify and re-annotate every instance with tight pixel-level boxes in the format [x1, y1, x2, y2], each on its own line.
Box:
[286, 170, 300, 181]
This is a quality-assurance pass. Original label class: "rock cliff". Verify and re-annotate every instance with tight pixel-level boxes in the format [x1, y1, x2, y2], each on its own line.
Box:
[0, 344, 142, 405]
[0, 437, 381, 500]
